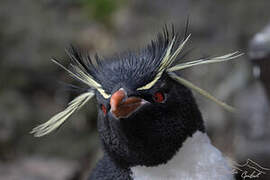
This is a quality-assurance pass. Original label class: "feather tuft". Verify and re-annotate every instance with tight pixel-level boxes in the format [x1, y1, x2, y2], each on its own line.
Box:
[31, 91, 95, 137]
[137, 34, 191, 90]
[168, 51, 244, 72]
[169, 72, 236, 112]
[51, 58, 111, 99]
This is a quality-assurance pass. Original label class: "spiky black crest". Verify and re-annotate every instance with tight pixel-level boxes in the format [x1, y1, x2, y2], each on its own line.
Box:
[67, 25, 184, 95]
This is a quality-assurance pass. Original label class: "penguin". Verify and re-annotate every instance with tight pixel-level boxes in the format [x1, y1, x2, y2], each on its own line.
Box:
[31, 26, 242, 180]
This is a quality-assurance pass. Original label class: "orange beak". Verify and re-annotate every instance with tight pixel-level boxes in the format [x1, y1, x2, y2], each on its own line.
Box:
[110, 89, 146, 119]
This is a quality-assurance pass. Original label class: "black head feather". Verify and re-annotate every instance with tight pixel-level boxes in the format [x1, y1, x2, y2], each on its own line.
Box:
[67, 25, 185, 95]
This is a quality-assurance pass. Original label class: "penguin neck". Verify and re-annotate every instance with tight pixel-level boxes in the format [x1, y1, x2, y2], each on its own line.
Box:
[107, 115, 205, 168]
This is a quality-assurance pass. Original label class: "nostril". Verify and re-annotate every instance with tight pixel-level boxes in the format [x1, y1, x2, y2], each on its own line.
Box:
[110, 89, 127, 111]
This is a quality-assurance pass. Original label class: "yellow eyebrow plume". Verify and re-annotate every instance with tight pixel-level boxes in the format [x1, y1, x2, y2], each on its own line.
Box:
[31, 91, 95, 137]
[168, 51, 243, 72]
[136, 31, 243, 113]
[51, 59, 111, 99]
[137, 34, 191, 90]
[167, 51, 243, 112]
[169, 73, 236, 113]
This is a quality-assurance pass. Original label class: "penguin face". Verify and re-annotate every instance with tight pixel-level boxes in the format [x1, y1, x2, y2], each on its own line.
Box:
[95, 66, 204, 167]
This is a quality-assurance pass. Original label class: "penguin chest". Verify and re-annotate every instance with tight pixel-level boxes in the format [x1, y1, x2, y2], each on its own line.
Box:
[130, 131, 234, 180]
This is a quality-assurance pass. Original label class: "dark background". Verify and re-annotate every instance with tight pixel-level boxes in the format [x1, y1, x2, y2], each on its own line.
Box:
[0, 0, 270, 179]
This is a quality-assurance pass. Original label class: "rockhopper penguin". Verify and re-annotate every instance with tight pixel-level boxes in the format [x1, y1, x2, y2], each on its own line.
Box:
[31, 26, 242, 180]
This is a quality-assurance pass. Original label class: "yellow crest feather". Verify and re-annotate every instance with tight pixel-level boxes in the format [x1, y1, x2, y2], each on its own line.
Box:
[137, 34, 191, 90]
[31, 91, 94, 137]
[51, 59, 111, 99]
[169, 72, 236, 113]
[168, 51, 243, 72]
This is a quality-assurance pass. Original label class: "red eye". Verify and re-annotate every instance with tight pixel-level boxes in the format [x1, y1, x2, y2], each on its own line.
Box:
[101, 104, 107, 115]
[153, 91, 165, 103]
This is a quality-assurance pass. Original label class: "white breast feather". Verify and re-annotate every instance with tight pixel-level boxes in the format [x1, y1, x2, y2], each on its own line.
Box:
[131, 131, 234, 180]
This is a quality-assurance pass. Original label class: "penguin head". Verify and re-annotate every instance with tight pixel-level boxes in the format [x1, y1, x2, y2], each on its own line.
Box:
[84, 28, 205, 167]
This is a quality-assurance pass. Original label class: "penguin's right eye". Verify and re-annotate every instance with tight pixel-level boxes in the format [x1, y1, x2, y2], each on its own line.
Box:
[100, 104, 107, 115]
[153, 91, 165, 103]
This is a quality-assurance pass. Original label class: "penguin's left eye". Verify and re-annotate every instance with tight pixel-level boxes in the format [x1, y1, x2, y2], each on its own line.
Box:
[153, 91, 165, 103]
[100, 104, 107, 115]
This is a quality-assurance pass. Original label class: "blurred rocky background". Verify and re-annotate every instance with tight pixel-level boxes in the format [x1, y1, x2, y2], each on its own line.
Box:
[0, 0, 270, 179]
